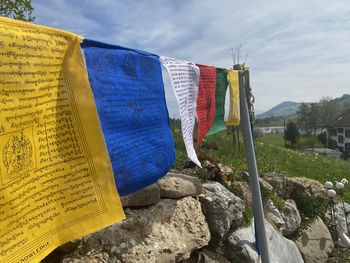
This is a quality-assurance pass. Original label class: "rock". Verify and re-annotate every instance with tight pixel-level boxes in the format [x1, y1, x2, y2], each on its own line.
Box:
[333, 202, 350, 247]
[61, 197, 210, 263]
[217, 163, 233, 176]
[281, 199, 301, 236]
[264, 173, 325, 200]
[265, 199, 302, 237]
[202, 160, 216, 170]
[337, 217, 350, 248]
[239, 172, 273, 193]
[334, 202, 350, 221]
[259, 177, 273, 193]
[120, 183, 160, 207]
[233, 181, 252, 207]
[181, 248, 230, 263]
[157, 172, 202, 199]
[295, 216, 334, 263]
[225, 221, 304, 263]
[62, 252, 112, 263]
[183, 160, 198, 169]
[199, 182, 244, 248]
[265, 199, 285, 229]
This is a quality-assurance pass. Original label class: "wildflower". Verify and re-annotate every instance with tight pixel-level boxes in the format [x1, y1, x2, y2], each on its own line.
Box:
[341, 178, 348, 185]
[324, 181, 333, 189]
[336, 181, 344, 190]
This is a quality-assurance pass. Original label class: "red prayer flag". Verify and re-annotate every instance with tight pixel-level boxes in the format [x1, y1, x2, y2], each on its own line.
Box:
[196, 64, 216, 147]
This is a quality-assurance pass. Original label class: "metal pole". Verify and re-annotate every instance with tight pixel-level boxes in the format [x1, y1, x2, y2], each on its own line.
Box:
[237, 66, 271, 263]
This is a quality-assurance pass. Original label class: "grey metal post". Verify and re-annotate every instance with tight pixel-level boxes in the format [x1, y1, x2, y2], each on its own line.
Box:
[237, 66, 271, 263]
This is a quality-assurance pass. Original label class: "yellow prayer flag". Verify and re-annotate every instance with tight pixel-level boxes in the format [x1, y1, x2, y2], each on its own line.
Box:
[0, 17, 124, 263]
[226, 69, 240, 126]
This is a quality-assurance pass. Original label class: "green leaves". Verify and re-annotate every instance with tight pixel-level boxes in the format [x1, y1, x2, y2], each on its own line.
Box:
[0, 0, 35, 22]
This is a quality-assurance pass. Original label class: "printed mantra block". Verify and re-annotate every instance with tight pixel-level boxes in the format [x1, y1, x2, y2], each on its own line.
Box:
[207, 68, 228, 135]
[160, 57, 201, 167]
[82, 40, 175, 196]
[196, 64, 216, 146]
[0, 17, 124, 263]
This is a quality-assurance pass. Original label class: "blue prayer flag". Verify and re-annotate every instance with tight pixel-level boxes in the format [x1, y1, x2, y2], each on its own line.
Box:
[81, 39, 175, 196]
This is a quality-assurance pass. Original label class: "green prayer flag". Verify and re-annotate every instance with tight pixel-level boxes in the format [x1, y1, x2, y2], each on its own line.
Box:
[207, 68, 228, 135]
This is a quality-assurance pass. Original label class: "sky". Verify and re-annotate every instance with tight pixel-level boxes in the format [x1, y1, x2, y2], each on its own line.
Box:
[33, 0, 350, 113]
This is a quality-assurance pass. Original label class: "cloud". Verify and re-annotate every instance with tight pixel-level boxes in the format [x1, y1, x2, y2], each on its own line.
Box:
[33, 0, 350, 112]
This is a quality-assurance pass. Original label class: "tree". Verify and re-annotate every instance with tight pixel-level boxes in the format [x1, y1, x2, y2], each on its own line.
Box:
[285, 120, 299, 146]
[317, 97, 339, 127]
[297, 102, 321, 135]
[0, 0, 34, 22]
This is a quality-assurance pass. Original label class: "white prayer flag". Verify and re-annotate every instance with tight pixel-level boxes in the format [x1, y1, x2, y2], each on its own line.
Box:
[160, 56, 201, 167]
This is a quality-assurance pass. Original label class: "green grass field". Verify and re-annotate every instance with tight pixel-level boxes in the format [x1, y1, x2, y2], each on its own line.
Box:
[256, 133, 285, 147]
[170, 119, 350, 202]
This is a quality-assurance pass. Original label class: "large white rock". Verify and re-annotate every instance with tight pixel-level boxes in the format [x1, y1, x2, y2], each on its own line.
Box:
[266, 198, 302, 236]
[334, 202, 350, 247]
[265, 199, 285, 229]
[295, 216, 334, 263]
[334, 202, 350, 223]
[281, 199, 301, 236]
[60, 197, 210, 263]
[199, 182, 245, 247]
[225, 221, 304, 263]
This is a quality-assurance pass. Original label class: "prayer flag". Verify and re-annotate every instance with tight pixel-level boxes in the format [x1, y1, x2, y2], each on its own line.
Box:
[160, 57, 201, 167]
[196, 64, 216, 146]
[226, 69, 240, 126]
[207, 68, 228, 135]
[0, 17, 124, 263]
[82, 40, 175, 196]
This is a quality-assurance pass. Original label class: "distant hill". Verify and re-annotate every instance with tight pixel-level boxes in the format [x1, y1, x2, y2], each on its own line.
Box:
[256, 101, 301, 119]
[256, 94, 350, 121]
[332, 94, 350, 110]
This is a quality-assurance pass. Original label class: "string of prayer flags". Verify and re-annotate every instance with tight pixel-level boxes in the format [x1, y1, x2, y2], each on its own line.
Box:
[0, 17, 125, 263]
[226, 69, 240, 126]
[195, 64, 217, 146]
[82, 40, 175, 196]
[207, 68, 228, 135]
[160, 57, 201, 167]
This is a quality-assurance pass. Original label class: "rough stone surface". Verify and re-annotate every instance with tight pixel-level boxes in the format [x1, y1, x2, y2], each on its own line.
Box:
[120, 183, 160, 207]
[334, 202, 350, 222]
[182, 249, 230, 263]
[295, 216, 334, 263]
[225, 221, 304, 263]
[157, 172, 202, 199]
[281, 199, 301, 236]
[199, 182, 244, 248]
[265, 199, 285, 229]
[259, 177, 273, 193]
[62, 252, 111, 263]
[217, 163, 233, 176]
[265, 199, 301, 237]
[240, 172, 273, 193]
[61, 197, 210, 263]
[264, 173, 325, 200]
[333, 202, 350, 247]
[233, 181, 252, 207]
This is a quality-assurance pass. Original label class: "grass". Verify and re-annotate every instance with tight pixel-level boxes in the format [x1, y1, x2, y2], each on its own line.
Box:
[256, 133, 285, 147]
[170, 119, 350, 202]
